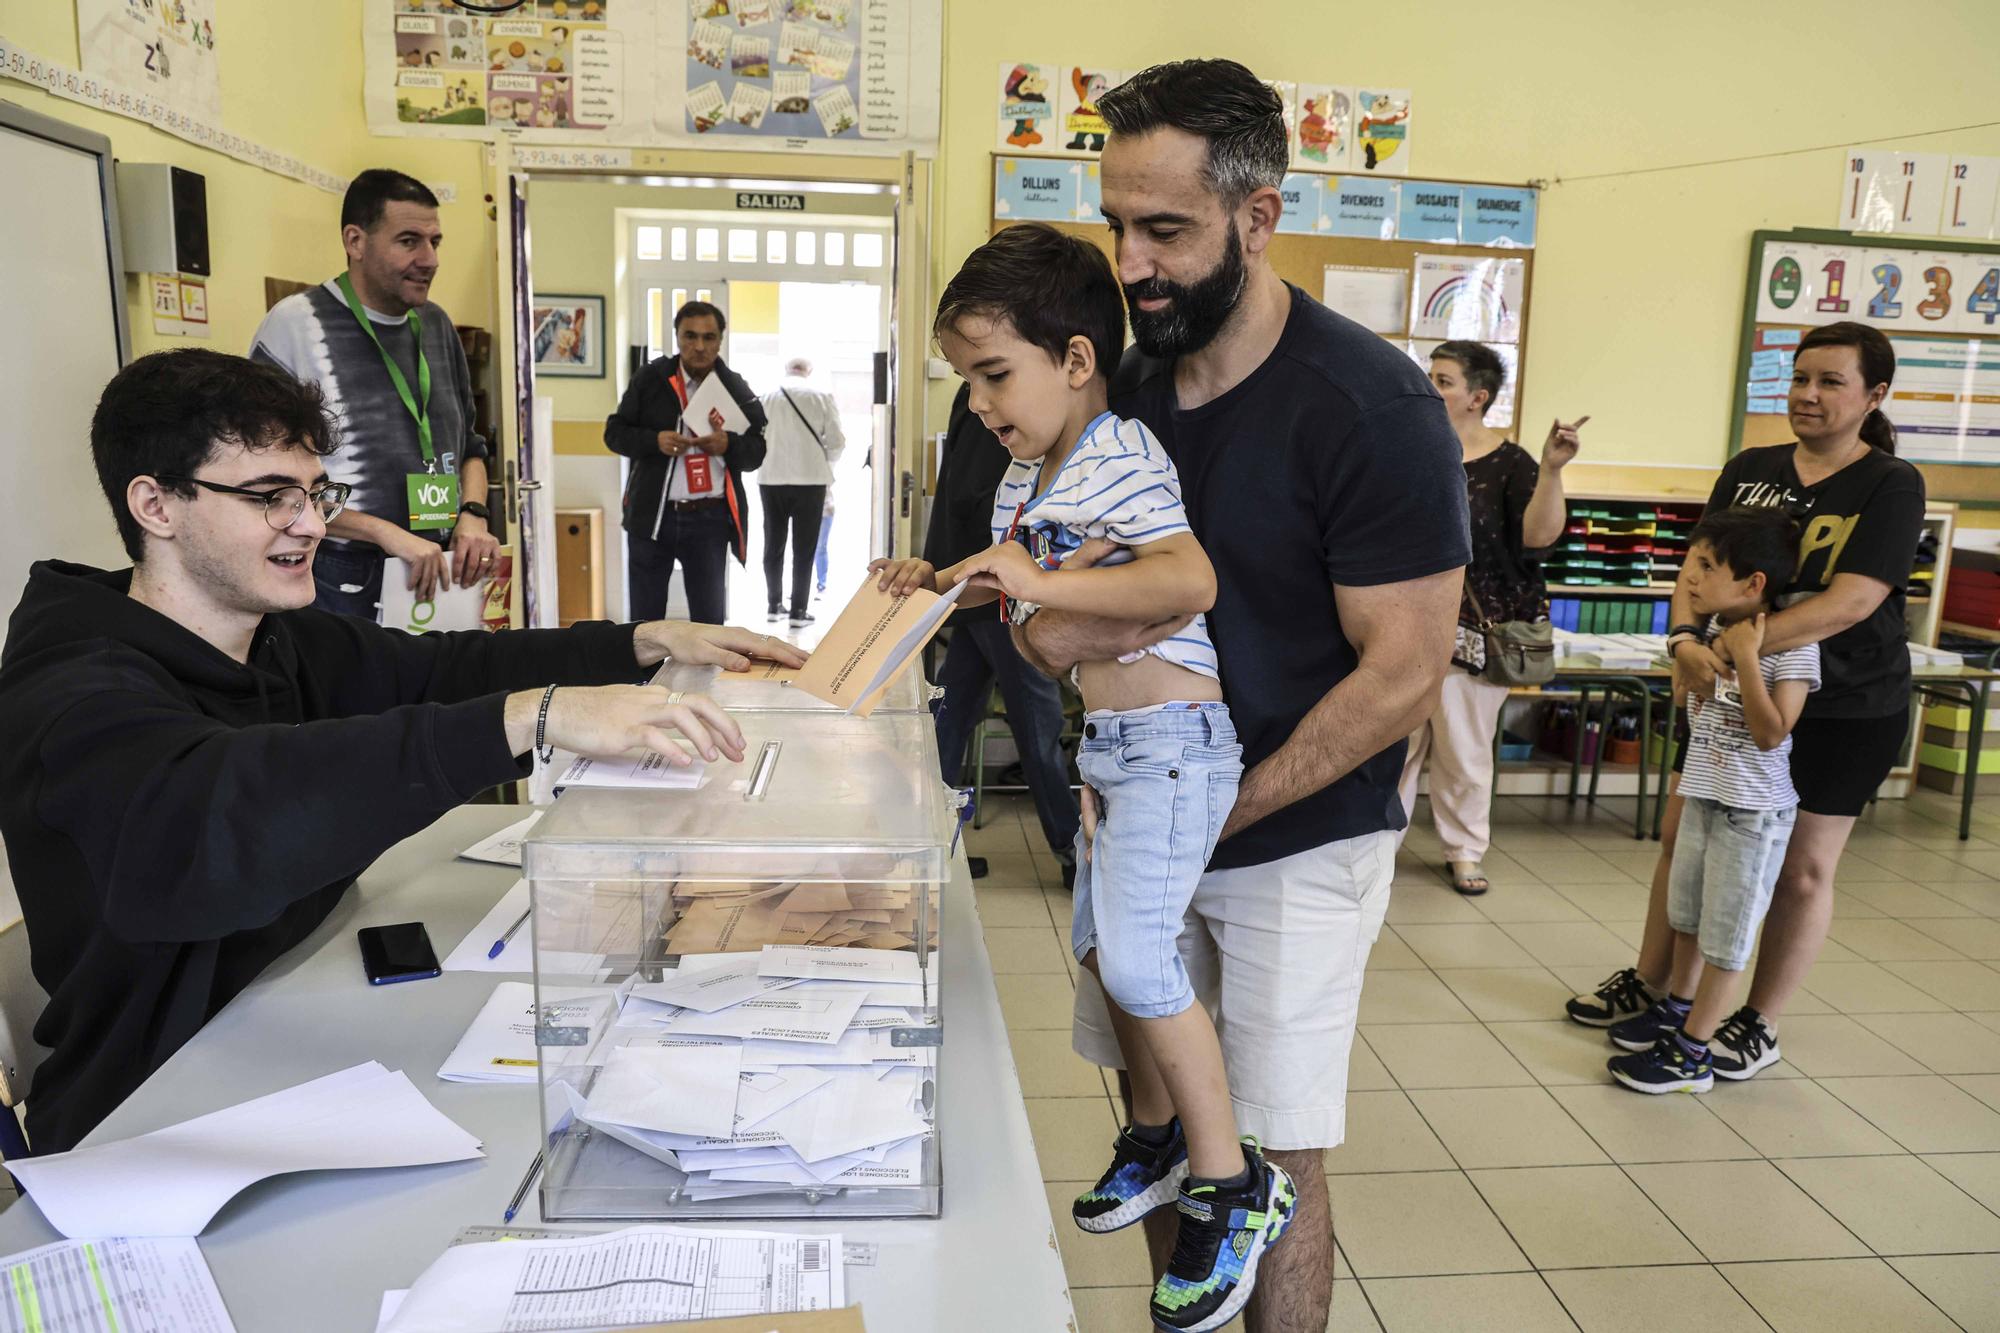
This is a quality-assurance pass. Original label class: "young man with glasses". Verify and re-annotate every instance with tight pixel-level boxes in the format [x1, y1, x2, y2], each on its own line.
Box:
[0, 349, 802, 1154]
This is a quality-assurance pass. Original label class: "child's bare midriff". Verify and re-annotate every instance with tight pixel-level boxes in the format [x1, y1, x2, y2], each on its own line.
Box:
[1078, 651, 1225, 714]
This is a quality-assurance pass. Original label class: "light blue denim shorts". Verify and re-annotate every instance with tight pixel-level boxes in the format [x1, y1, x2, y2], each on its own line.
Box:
[1668, 796, 1796, 972]
[1071, 702, 1242, 1019]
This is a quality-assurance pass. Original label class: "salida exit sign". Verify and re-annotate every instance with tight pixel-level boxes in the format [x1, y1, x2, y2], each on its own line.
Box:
[736, 191, 807, 211]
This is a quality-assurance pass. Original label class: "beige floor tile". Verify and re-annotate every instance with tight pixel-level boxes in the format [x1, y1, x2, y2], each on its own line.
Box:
[1959, 1074, 2000, 1112]
[1702, 1078, 1902, 1157]
[1499, 922, 1635, 969]
[1435, 968, 1575, 1023]
[1777, 984, 1837, 1016]
[1010, 1027, 1113, 1098]
[1548, 1084, 1759, 1163]
[1974, 1011, 2000, 1037]
[1384, 885, 1490, 925]
[1826, 917, 1969, 961]
[1467, 883, 1590, 924]
[1486, 1021, 1624, 1087]
[985, 925, 1071, 974]
[1826, 890, 1886, 919]
[1779, 1154, 2000, 1255]
[1591, 848, 1670, 881]
[1545, 1265, 1766, 1333]
[1808, 937, 1867, 965]
[1919, 1151, 2000, 1212]
[1776, 1014, 1929, 1077]
[1887, 1256, 2000, 1333]
[1818, 1074, 2000, 1152]
[1391, 923, 1539, 969]
[962, 822, 1028, 856]
[1836, 879, 1982, 917]
[1365, 928, 1427, 971]
[1065, 1284, 1155, 1331]
[1549, 880, 1652, 921]
[971, 880, 1057, 928]
[1409, 1087, 1607, 1169]
[1469, 1164, 1699, 1269]
[1718, 1258, 1960, 1333]
[1625, 1160, 1867, 1262]
[976, 851, 1048, 888]
[1347, 1033, 1397, 1092]
[995, 972, 1078, 1031]
[1518, 850, 1628, 884]
[1362, 1024, 1536, 1089]
[1325, 1090, 1457, 1175]
[1595, 920, 1645, 950]
[1856, 1011, 2000, 1074]
[1933, 880, 2000, 916]
[1042, 1180, 1157, 1289]
[1912, 915, 2000, 960]
[1358, 971, 1479, 1025]
[1023, 1097, 1117, 1181]
[1332, 1280, 1383, 1332]
[1331, 1171, 1529, 1278]
[1884, 959, 2000, 1010]
[1796, 962, 1953, 1014]
[1361, 1272, 1574, 1332]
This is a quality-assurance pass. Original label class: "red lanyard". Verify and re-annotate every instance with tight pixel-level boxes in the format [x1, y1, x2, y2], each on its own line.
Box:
[998, 500, 1028, 621]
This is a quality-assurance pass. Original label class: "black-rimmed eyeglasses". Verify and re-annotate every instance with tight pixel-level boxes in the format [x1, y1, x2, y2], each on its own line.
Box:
[155, 476, 352, 530]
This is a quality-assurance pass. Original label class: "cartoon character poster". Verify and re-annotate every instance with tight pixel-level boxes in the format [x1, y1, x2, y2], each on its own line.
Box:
[1355, 88, 1412, 175]
[1057, 65, 1121, 155]
[998, 61, 1057, 150]
[78, 0, 224, 122]
[1294, 84, 1352, 171]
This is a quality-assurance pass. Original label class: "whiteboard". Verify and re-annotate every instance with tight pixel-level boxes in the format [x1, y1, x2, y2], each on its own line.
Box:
[0, 104, 130, 619]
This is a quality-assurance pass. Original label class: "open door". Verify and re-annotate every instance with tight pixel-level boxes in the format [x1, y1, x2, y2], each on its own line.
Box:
[493, 149, 559, 629]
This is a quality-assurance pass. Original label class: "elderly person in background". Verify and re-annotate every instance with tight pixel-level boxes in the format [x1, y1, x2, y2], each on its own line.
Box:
[756, 357, 845, 627]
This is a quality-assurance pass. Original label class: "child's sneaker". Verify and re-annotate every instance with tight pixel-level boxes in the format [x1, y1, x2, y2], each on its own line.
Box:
[1608, 997, 1685, 1052]
[1709, 1006, 1782, 1081]
[1565, 966, 1659, 1027]
[1071, 1120, 1189, 1234]
[1150, 1141, 1296, 1333]
[1609, 1034, 1714, 1094]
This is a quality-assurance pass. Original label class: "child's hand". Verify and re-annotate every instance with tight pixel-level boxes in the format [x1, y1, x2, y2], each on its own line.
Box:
[1720, 613, 1766, 661]
[954, 541, 1045, 600]
[869, 557, 936, 598]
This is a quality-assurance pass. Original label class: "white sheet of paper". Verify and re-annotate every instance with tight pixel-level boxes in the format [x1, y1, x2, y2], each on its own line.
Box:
[741, 1027, 935, 1068]
[437, 983, 616, 1083]
[376, 1290, 410, 1333]
[3, 1063, 483, 1238]
[455, 813, 542, 868]
[631, 957, 804, 1013]
[761, 1071, 931, 1163]
[661, 990, 868, 1046]
[733, 1068, 837, 1131]
[380, 563, 489, 633]
[0, 1236, 237, 1333]
[440, 880, 605, 976]
[555, 748, 706, 792]
[757, 945, 925, 985]
[786, 978, 931, 1008]
[847, 580, 966, 714]
[681, 370, 753, 436]
[580, 1043, 744, 1139]
[382, 1226, 842, 1332]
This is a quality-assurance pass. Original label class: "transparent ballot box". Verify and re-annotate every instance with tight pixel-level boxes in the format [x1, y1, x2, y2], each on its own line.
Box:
[524, 711, 954, 1221]
[649, 658, 939, 715]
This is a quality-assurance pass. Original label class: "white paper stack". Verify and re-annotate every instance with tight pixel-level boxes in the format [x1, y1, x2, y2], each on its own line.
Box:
[438, 982, 618, 1083]
[571, 946, 936, 1199]
[1552, 629, 1662, 670]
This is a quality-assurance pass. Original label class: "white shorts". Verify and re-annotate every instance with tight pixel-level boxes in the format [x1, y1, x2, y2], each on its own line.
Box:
[1072, 828, 1395, 1151]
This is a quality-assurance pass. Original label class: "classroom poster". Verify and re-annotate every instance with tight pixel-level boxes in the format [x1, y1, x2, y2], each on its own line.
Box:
[998, 60, 1060, 150]
[1293, 84, 1352, 171]
[1461, 186, 1538, 247]
[1322, 265, 1407, 335]
[1322, 176, 1398, 239]
[1839, 148, 1948, 235]
[992, 156, 1079, 221]
[1754, 237, 2000, 337]
[77, 0, 221, 121]
[1410, 254, 1524, 343]
[1885, 337, 2000, 466]
[686, 0, 878, 142]
[1354, 88, 1412, 174]
[1055, 65, 1122, 156]
[1264, 79, 1298, 158]
[1944, 156, 2000, 241]
[1397, 184, 1461, 243]
[1275, 174, 1325, 235]
[1743, 328, 1798, 415]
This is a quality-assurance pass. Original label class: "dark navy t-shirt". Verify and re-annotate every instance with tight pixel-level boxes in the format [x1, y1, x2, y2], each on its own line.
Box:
[1113, 284, 1470, 870]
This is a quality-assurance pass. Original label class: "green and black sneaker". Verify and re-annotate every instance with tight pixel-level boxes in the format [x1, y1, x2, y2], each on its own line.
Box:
[1150, 1139, 1296, 1332]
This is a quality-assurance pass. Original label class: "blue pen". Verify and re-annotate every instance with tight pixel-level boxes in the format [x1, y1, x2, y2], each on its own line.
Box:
[502, 1149, 545, 1223]
[487, 906, 532, 960]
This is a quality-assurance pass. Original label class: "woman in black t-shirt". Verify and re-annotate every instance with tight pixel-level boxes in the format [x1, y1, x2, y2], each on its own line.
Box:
[1567, 322, 1924, 1078]
[1397, 341, 1583, 895]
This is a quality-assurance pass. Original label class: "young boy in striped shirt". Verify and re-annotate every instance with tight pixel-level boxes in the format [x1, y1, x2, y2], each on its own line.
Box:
[1608, 506, 1820, 1094]
[872, 223, 1292, 1332]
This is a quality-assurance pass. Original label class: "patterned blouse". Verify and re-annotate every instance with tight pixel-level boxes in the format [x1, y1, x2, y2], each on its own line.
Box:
[1454, 441, 1553, 673]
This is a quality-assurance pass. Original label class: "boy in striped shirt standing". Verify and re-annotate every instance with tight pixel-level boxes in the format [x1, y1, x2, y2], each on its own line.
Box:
[873, 223, 1291, 1331]
[1608, 507, 1820, 1094]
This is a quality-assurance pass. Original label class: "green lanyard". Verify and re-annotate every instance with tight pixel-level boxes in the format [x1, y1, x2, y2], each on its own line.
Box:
[337, 272, 436, 472]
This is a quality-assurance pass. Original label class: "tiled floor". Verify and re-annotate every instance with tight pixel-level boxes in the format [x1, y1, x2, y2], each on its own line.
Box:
[966, 787, 2000, 1331]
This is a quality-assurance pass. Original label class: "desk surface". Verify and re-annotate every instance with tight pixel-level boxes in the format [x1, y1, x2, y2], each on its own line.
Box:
[0, 808, 1074, 1332]
[1549, 662, 2000, 684]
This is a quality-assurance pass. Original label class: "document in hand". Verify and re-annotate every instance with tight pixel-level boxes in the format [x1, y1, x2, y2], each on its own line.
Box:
[554, 747, 707, 792]
[789, 578, 966, 716]
[683, 371, 753, 436]
[2, 1062, 483, 1238]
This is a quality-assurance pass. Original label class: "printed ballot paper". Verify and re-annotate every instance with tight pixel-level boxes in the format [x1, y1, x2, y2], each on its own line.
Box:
[381, 1226, 843, 1332]
[682, 371, 753, 437]
[2, 1063, 483, 1238]
[0, 1237, 236, 1333]
[438, 983, 617, 1083]
[790, 578, 965, 716]
[455, 813, 542, 868]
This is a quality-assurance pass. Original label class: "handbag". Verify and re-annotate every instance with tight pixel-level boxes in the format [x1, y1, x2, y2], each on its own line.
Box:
[1464, 582, 1555, 686]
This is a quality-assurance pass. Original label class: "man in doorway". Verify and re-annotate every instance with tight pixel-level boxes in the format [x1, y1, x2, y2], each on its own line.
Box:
[757, 357, 845, 627]
[1016, 61, 1469, 1331]
[251, 168, 501, 619]
[0, 349, 800, 1153]
[605, 301, 767, 624]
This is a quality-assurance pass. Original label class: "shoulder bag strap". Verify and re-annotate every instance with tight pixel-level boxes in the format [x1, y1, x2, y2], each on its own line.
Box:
[780, 387, 828, 453]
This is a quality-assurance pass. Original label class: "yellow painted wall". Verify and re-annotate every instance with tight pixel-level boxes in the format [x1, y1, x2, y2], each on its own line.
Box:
[732, 280, 781, 336]
[1, 1, 491, 356]
[936, 0, 2000, 471]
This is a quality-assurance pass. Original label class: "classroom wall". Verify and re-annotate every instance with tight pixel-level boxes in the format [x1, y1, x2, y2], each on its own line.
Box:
[935, 0, 2000, 472]
[0, 1, 491, 357]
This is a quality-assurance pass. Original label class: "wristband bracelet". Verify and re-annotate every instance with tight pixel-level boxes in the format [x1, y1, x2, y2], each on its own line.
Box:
[534, 685, 558, 765]
[1668, 623, 1701, 640]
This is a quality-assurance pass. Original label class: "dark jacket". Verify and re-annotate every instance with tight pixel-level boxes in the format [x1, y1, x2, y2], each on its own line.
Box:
[0, 561, 643, 1153]
[923, 384, 1014, 629]
[605, 354, 768, 562]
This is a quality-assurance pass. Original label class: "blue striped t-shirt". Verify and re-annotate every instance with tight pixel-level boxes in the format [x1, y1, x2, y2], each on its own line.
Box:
[988, 411, 1219, 680]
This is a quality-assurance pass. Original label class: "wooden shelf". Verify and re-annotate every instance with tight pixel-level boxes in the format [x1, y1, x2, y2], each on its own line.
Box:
[1547, 583, 1675, 596]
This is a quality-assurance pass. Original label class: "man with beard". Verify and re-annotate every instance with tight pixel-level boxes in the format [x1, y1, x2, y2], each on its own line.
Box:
[1015, 60, 1469, 1333]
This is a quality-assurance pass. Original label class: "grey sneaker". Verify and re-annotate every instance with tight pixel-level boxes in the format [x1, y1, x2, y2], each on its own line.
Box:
[1566, 966, 1659, 1028]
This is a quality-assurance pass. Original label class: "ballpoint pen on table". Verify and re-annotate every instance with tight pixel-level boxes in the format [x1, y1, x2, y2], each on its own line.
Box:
[503, 1150, 545, 1223]
[486, 906, 532, 960]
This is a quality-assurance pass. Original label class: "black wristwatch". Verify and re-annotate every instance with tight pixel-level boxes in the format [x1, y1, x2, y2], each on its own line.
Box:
[457, 500, 490, 521]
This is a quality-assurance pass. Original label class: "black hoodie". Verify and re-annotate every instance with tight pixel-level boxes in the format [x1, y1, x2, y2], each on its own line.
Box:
[0, 561, 643, 1154]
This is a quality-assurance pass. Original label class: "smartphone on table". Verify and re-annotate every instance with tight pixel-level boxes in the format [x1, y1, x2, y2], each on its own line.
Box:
[357, 922, 441, 985]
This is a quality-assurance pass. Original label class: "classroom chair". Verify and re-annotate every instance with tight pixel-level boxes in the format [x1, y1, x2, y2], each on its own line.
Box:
[0, 916, 49, 1174]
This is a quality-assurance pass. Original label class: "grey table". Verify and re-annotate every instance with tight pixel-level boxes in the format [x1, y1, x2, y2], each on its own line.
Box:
[0, 807, 1075, 1332]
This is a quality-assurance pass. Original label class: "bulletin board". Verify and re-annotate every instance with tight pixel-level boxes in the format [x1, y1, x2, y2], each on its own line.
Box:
[989, 156, 1540, 432]
[1731, 227, 2000, 505]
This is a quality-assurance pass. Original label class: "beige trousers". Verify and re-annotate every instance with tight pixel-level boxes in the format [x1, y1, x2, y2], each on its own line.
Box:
[1398, 669, 1510, 863]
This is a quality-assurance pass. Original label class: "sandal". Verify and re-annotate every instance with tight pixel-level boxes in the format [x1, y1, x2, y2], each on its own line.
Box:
[1446, 861, 1490, 897]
